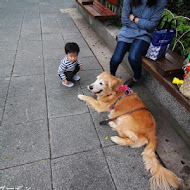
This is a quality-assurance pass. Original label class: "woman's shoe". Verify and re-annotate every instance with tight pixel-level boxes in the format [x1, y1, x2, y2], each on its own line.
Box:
[125, 77, 138, 87]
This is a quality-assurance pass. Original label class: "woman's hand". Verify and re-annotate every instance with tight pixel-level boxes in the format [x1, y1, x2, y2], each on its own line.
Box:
[129, 14, 139, 24]
[129, 14, 135, 22]
[134, 17, 139, 24]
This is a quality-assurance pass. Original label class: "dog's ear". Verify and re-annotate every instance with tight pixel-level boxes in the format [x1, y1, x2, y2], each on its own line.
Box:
[109, 77, 123, 94]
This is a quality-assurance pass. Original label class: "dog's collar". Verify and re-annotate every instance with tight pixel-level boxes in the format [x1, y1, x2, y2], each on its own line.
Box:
[109, 85, 133, 110]
[118, 85, 133, 95]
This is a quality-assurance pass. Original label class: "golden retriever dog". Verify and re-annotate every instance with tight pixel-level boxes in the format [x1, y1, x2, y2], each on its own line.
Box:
[78, 72, 181, 190]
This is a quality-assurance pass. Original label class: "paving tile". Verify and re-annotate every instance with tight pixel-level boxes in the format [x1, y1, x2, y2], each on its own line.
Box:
[60, 26, 79, 34]
[3, 93, 47, 126]
[24, 9, 40, 18]
[40, 7, 54, 14]
[43, 39, 65, 50]
[143, 98, 188, 153]
[0, 34, 20, 43]
[62, 31, 83, 41]
[22, 19, 40, 29]
[46, 86, 88, 118]
[44, 59, 60, 75]
[0, 160, 52, 190]
[158, 148, 190, 190]
[79, 46, 94, 57]
[0, 77, 10, 98]
[156, 115, 188, 154]
[42, 27, 62, 34]
[42, 32, 63, 41]
[0, 63, 13, 77]
[41, 17, 59, 28]
[20, 32, 42, 41]
[58, 20, 76, 29]
[0, 51, 16, 77]
[21, 27, 41, 34]
[79, 56, 102, 70]
[132, 84, 151, 101]
[0, 28, 20, 36]
[64, 37, 89, 48]
[8, 75, 45, 97]
[0, 41, 18, 51]
[56, 12, 75, 21]
[13, 59, 44, 76]
[0, 50, 16, 63]
[2, 19, 22, 28]
[79, 69, 104, 89]
[4, 13, 24, 19]
[0, 98, 5, 125]
[104, 145, 150, 190]
[45, 74, 66, 91]
[49, 113, 100, 158]
[91, 111, 118, 147]
[51, 149, 116, 190]
[18, 40, 42, 51]
[43, 48, 64, 60]
[0, 119, 50, 169]
[0, 19, 3, 28]
[23, 17, 40, 23]
[16, 49, 43, 62]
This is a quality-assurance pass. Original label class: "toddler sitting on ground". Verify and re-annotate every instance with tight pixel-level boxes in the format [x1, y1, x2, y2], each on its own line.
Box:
[58, 42, 83, 87]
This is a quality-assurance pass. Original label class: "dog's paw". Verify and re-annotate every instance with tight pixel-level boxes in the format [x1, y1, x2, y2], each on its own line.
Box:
[111, 136, 120, 144]
[109, 121, 117, 129]
[78, 94, 86, 101]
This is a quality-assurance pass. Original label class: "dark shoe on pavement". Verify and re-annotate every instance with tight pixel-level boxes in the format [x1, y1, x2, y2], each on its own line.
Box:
[125, 77, 138, 88]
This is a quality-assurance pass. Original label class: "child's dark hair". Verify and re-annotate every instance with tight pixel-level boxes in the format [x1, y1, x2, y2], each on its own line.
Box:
[65, 42, 80, 54]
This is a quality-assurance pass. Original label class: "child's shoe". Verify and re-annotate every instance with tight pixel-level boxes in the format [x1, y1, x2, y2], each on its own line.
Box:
[62, 80, 74, 87]
[72, 75, 80, 81]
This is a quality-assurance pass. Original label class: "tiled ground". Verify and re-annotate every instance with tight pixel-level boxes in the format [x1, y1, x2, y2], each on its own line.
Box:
[0, 0, 189, 190]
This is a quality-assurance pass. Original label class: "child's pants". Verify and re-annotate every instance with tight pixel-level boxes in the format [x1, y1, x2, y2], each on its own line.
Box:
[64, 64, 80, 81]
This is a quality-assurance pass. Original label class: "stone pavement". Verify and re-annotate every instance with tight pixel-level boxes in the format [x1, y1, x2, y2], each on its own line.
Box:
[0, 0, 189, 190]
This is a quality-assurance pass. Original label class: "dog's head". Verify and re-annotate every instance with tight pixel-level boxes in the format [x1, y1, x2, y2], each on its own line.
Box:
[87, 72, 123, 96]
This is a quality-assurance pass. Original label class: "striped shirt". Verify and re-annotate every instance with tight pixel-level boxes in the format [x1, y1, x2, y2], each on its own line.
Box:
[58, 56, 82, 80]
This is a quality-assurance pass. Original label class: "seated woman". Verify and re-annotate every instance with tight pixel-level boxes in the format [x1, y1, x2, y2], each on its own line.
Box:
[110, 0, 167, 87]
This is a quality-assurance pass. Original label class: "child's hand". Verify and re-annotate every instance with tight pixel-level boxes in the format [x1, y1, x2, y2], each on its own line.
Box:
[80, 65, 83, 70]
[64, 79, 69, 85]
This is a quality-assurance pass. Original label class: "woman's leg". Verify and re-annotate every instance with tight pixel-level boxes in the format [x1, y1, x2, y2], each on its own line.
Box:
[110, 41, 131, 76]
[128, 39, 149, 80]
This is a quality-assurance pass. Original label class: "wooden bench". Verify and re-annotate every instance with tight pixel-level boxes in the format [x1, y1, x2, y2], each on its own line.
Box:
[142, 50, 190, 112]
[76, 0, 120, 20]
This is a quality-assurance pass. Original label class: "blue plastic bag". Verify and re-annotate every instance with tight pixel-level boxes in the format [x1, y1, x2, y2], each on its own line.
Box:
[146, 17, 176, 60]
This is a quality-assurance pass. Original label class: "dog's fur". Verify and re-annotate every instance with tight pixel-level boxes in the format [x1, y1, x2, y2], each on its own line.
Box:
[78, 72, 181, 190]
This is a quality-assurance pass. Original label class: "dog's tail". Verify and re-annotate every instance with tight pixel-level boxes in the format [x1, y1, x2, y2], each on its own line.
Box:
[142, 137, 181, 190]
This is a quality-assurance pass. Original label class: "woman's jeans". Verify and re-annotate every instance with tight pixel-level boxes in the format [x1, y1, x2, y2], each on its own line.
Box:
[110, 39, 149, 80]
